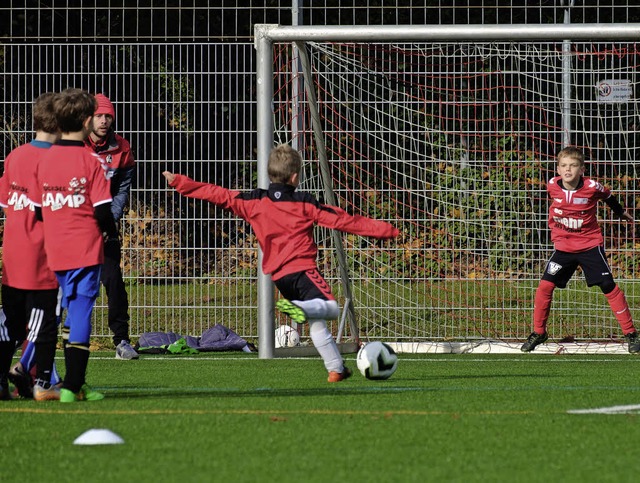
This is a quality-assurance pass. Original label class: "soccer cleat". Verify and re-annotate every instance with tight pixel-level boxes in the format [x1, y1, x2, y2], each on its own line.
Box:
[625, 332, 640, 354]
[59, 388, 78, 403]
[520, 331, 549, 352]
[275, 299, 307, 323]
[80, 384, 105, 401]
[8, 362, 34, 398]
[60, 384, 104, 403]
[328, 366, 352, 383]
[115, 340, 139, 360]
[33, 384, 61, 402]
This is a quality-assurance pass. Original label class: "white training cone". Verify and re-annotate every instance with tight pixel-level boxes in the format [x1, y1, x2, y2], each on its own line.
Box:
[73, 429, 124, 445]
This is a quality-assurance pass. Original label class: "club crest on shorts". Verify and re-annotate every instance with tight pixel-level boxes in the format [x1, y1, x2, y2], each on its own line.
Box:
[547, 261, 562, 275]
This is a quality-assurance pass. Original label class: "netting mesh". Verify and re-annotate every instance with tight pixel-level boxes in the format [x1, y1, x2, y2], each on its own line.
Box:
[273, 41, 640, 345]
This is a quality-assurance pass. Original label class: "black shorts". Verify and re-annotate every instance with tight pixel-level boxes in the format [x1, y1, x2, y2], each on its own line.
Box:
[0, 285, 59, 343]
[541, 246, 614, 289]
[274, 269, 335, 302]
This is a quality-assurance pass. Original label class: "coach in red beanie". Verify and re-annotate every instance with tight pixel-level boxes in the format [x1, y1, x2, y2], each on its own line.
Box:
[86, 93, 138, 360]
[94, 93, 116, 119]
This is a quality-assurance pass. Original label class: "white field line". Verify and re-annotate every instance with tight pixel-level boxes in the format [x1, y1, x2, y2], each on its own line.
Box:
[388, 341, 630, 355]
[567, 404, 640, 414]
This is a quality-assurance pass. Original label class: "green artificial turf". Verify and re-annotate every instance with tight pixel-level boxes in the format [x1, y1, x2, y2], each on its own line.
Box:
[1, 353, 640, 482]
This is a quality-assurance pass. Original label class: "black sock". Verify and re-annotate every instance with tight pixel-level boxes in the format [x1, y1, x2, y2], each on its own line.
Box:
[34, 340, 57, 384]
[63, 344, 90, 393]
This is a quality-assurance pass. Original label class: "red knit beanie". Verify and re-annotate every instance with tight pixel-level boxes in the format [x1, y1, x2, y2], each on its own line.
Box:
[94, 93, 115, 119]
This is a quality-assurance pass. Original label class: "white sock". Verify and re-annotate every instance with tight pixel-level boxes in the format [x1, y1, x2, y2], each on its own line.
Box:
[308, 319, 343, 373]
[292, 299, 340, 320]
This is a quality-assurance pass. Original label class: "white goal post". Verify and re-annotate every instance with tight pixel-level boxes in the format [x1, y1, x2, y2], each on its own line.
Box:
[254, 23, 640, 358]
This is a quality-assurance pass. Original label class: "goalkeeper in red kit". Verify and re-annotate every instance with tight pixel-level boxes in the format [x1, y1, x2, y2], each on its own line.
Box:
[521, 146, 640, 353]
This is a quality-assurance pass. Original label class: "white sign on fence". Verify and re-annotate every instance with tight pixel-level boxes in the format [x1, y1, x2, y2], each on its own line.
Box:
[596, 79, 632, 103]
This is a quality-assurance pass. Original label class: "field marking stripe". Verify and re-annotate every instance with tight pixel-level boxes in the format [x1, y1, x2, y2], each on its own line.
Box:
[84, 356, 635, 363]
[0, 407, 536, 416]
[567, 404, 640, 414]
[5, 406, 640, 416]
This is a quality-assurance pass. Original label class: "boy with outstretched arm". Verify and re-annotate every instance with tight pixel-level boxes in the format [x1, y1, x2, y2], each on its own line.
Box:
[164, 144, 399, 381]
[522, 146, 639, 353]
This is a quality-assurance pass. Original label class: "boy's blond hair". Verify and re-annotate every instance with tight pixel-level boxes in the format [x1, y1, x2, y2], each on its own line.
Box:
[32, 92, 59, 134]
[268, 144, 302, 184]
[54, 88, 97, 134]
[557, 146, 585, 166]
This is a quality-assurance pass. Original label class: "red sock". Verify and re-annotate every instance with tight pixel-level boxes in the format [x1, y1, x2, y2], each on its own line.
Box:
[533, 280, 555, 334]
[605, 285, 635, 334]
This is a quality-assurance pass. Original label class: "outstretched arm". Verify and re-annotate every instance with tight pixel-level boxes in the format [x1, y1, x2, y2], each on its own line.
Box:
[162, 171, 248, 219]
[605, 195, 634, 222]
[163, 171, 176, 184]
[316, 204, 399, 239]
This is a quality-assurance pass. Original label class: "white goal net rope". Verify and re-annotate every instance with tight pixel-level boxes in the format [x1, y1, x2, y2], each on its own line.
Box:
[272, 41, 640, 351]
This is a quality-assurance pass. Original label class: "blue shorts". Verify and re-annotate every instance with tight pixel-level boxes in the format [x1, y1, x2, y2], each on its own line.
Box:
[55, 265, 102, 309]
[55, 265, 102, 344]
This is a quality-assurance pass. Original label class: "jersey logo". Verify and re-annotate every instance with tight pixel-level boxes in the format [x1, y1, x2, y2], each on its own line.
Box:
[274, 191, 282, 199]
[574, 198, 588, 204]
[547, 262, 562, 275]
[69, 177, 87, 194]
[42, 191, 86, 210]
[553, 216, 583, 231]
[41, 177, 88, 211]
[589, 179, 605, 192]
[7, 191, 34, 211]
[554, 198, 563, 203]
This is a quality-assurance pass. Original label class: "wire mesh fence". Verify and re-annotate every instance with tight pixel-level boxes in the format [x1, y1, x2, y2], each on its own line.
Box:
[1, 2, 640, 346]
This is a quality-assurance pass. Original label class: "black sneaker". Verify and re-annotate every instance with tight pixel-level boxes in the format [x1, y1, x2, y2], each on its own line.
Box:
[625, 332, 640, 354]
[520, 332, 549, 352]
[8, 362, 33, 398]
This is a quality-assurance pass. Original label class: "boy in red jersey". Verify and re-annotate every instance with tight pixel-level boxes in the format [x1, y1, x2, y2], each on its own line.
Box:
[85, 94, 138, 360]
[163, 144, 399, 382]
[0, 93, 62, 400]
[30, 88, 119, 402]
[521, 146, 639, 353]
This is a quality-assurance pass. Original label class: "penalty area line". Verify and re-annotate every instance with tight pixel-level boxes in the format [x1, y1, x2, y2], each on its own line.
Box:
[567, 403, 640, 415]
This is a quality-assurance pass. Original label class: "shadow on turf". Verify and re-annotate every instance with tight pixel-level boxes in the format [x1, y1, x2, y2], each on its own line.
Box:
[97, 373, 556, 399]
[98, 385, 425, 399]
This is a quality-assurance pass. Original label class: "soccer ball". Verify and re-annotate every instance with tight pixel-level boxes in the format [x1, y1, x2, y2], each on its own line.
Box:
[356, 341, 398, 380]
[274, 324, 301, 348]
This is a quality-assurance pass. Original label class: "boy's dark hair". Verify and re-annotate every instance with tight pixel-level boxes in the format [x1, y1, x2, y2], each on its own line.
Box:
[54, 88, 97, 133]
[32, 92, 59, 134]
[557, 146, 585, 165]
[268, 144, 302, 184]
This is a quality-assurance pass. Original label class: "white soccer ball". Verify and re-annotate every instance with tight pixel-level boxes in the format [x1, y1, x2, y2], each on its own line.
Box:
[274, 324, 301, 348]
[356, 341, 398, 380]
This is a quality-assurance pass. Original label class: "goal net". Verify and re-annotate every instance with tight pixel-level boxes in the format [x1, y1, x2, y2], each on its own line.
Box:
[269, 36, 640, 353]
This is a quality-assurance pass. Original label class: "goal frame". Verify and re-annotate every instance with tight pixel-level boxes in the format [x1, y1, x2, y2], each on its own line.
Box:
[253, 23, 640, 359]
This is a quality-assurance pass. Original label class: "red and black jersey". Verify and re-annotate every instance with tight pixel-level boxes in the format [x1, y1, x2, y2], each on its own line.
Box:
[169, 175, 399, 280]
[30, 140, 113, 271]
[0, 140, 58, 289]
[547, 175, 612, 252]
[85, 131, 135, 221]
